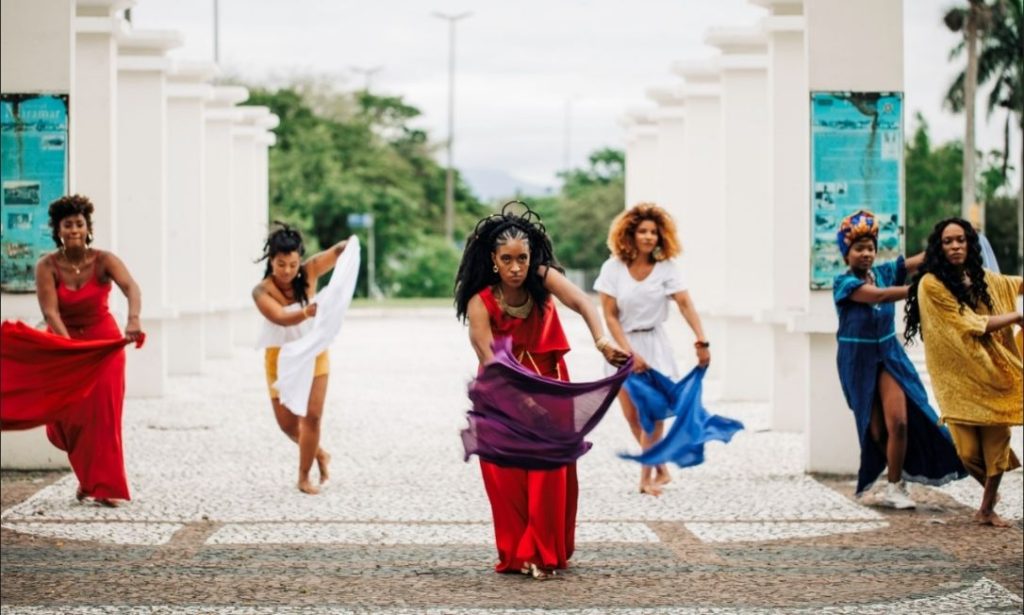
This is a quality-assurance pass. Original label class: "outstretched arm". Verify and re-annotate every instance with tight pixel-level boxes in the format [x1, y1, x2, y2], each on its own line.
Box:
[985, 312, 1023, 333]
[543, 267, 629, 366]
[103, 251, 144, 343]
[304, 238, 350, 281]
[904, 252, 925, 275]
[252, 285, 316, 326]
[467, 294, 494, 365]
[849, 284, 908, 304]
[35, 256, 69, 338]
[671, 290, 710, 367]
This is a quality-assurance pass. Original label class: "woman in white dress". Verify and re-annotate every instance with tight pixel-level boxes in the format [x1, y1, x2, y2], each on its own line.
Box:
[595, 203, 711, 496]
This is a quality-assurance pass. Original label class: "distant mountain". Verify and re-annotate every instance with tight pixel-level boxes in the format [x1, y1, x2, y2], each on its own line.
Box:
[460, 168, 555, 203]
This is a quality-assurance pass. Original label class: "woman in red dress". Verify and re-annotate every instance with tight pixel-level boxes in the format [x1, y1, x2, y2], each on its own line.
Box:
[455, 203, 629, 579]
[34, 195, 143, 507]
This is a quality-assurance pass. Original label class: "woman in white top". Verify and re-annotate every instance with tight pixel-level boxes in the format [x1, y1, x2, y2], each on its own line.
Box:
[594, 203, 711, 496]
[252, 223, 349, 495]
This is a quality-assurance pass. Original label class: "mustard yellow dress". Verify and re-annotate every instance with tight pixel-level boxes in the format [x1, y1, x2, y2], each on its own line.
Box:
[918, 271, 1023, 426]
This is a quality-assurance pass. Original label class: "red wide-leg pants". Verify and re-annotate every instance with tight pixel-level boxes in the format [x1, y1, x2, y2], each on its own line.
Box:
[479, 459, 578, 572]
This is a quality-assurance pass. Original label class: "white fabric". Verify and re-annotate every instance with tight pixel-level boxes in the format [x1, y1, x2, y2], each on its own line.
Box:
[274, 236, 361, 417]
[255, 304, 312, 349]
[593, 257, 687, 379]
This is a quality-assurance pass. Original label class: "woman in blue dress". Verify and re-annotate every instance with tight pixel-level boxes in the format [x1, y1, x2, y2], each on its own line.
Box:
[833, 210, 964, 509]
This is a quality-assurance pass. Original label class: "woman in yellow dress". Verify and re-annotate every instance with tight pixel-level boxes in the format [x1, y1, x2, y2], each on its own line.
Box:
[904, 218, 1023, 527]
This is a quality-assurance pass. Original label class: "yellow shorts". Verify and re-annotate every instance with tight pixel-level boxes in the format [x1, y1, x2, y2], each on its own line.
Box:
[946, 422, 1022, 479]
[264, 347, 330, 399]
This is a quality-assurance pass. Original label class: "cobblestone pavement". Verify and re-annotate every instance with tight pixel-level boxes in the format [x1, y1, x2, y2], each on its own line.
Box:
[2, 308, 1022, 613]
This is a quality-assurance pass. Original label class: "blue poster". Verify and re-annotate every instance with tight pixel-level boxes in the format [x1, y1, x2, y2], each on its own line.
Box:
[810, 92, 903, 289]
[0, 94, 68, 292]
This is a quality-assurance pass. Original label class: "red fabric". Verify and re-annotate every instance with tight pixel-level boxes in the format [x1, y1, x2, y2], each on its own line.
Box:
[476, 287, 577, 573]
[0, 270, 140, 500]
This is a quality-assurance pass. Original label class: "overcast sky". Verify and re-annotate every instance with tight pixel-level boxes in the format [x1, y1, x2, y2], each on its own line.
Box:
[132, 0, 1018, 189]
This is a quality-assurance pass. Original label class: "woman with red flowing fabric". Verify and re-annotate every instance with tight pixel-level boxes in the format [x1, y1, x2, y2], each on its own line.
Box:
[34, 195, 143, 507]
[455, 202, 629, 579]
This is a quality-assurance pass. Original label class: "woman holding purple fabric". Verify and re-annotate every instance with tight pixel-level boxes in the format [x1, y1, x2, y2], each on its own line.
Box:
[455, 202, 629, 580]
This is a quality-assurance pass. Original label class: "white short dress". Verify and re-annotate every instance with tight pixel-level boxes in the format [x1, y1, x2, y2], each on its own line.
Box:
[593, 257, 687, 378]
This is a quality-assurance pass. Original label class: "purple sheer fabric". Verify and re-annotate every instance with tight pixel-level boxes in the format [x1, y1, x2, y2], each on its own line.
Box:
[461, 339, 633, 469]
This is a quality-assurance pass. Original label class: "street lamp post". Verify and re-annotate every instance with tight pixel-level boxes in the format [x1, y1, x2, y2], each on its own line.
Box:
[350, 65, 383, 93]
[432, 11, 471, 244]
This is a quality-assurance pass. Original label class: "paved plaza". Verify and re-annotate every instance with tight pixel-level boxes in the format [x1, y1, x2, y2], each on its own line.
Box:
[1, 308, 1022, 613]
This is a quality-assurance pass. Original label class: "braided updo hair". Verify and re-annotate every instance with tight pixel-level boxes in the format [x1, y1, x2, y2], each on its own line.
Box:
[454, 201, 563, 321]
[258, 221, 310, 306]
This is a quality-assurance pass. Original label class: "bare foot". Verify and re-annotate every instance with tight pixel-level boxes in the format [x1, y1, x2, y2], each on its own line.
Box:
[317, 450, 332, 485]
[76, 488, 87, 502]
[654, 465, 672, 486]
[639, 482, 663, 497]
[297, 478, 320, 495]
[95, 498, 120, 508]
[974, 510, 1012, 528]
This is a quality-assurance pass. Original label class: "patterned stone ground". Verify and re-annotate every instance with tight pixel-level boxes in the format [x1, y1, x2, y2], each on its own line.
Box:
[2, 308, 1022, 612]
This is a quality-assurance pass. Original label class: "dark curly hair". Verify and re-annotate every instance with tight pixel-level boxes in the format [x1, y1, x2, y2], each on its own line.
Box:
[257, 221, 310, 306]
[903, 217, 992, 344]
[48, 194, 94, 246]
[454, 201, 563, 322]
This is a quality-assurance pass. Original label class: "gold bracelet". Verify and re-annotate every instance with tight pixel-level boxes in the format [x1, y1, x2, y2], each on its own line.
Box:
[595, 336, 611, 352]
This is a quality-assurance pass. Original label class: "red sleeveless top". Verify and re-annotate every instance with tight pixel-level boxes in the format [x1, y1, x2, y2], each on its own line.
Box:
[478, 286, 570, 380]
[54, 263, 121, 341]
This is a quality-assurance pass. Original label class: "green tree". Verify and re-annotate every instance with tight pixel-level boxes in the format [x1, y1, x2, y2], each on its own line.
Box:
[905, 113, 961, 252]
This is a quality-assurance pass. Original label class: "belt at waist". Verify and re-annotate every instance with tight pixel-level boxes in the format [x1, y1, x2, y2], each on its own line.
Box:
[626, 327, 655, 334]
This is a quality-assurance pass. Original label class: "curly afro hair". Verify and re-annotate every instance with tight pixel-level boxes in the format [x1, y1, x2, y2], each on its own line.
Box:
[48, 194, 94, 247]
[606, 202, 681, 264]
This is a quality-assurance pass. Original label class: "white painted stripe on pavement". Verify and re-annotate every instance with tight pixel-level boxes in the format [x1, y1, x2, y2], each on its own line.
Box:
[205, 521, 660, 545]
[684, 521, 888, 543]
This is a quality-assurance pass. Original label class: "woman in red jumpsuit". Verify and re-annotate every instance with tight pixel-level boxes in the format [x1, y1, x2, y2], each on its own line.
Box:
[32, 195, 143, 507]
[455, 202, 628, 579]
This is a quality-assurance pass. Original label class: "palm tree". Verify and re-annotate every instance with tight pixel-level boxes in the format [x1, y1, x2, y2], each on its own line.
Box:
[947, 0, 1023, 268]
[943, 0, 992, 226]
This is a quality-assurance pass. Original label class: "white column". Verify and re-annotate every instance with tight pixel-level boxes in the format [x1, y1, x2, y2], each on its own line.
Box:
[116, 29, 181, 397]
[165, 62, 216, 375]
[706, 26, 773, 401]
[74, 1, 130, 252]
[757, 0, 810, 432]
[203, 86, 247, 358]
[800, 0, 904, 473]
[673, 60, 728, 385]
[0, 0, 75, 469]
[229, 107, 263, 348]
[623, 111, 659, 206]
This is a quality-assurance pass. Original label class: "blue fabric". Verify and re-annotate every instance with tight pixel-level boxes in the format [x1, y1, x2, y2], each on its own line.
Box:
[978, 232, 1001, 273]
[619, 367, 744, 468]
[832, 256, 965, 494]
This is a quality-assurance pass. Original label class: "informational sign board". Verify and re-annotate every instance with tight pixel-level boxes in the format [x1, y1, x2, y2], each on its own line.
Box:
[1, 94, 69, 292]
[809, 92, 903, 289]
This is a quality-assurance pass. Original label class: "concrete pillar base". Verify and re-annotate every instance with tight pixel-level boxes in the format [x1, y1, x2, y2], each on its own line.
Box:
[231, 309, 258, 348]
[126, 319, 167, 398]
[167, 314, 205, 375]
[806, 332, 859, 473]
[771, 326, 808, 432]
[1, 428, 70, 470]
[721, 319, 773, 401]
[205, 312, 234, 359]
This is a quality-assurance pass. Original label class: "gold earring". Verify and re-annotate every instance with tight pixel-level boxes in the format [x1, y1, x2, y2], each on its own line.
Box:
[493, 265, 499, 273]
[87, 232, 93, 244]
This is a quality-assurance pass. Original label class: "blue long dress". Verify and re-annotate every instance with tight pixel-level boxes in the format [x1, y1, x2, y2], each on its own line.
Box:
[833, 256, 965, 494]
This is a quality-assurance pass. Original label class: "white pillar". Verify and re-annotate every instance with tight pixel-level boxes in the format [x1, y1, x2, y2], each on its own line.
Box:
[623, 111, 660, 206]
[165, 62, 216, 375]
[705, 26, 773, 401]
[73, 1, 129, 252]
[757, 0, 810, 432]
[0, 0, 75, 470]
[203, 86, 247, 358]
[673, 60, 729, 385]
[117, 29, 181, 397]
[800, 0, 904, 473]
[230, 107, 264, 348]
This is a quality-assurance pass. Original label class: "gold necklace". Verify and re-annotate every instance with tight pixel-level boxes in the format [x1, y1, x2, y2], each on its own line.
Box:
[62, 247, 90, 275]
[496, 287, 533, 319]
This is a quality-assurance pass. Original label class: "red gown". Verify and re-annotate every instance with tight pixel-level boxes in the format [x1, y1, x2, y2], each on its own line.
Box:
[476, 286, 577, 573]
[0, 266, 132, 500]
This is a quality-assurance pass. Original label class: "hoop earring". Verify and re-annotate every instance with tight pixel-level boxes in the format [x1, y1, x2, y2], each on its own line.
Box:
[87, 232, 93, 244]
[493, 265, 499, 273]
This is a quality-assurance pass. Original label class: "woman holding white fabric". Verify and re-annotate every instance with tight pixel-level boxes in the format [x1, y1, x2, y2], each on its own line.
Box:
[595, 203, 711, 496]
[252, 223, 350, 495]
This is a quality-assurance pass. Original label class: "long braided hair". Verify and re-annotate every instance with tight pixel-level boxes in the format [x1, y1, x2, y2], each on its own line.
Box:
[903, 217, 992, 344]
[454, 201, 563, 322]
[257, 222, 310, 306]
